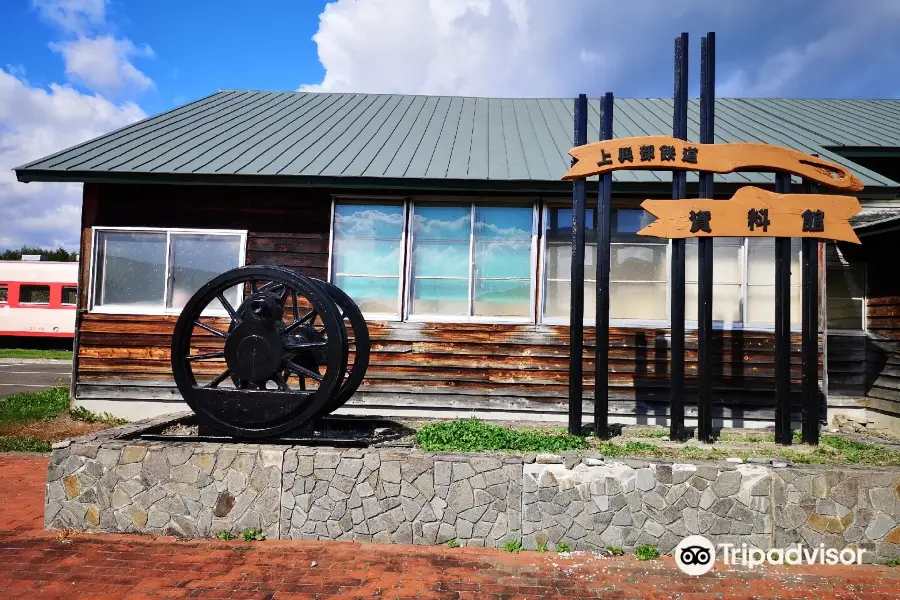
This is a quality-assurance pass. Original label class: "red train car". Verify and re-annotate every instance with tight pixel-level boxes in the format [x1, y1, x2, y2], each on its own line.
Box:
[0, 260, 78, 338]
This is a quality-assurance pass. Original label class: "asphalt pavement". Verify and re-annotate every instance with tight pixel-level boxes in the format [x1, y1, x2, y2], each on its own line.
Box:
[0, 361, 71, 397]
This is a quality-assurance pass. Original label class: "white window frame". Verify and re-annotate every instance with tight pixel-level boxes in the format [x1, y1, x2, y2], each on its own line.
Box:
[328, 197, 408, 322]
[539, 204, 671, 328]
[825, 259, 867, 335]
[88, 226, 247, 316]
[405, 201, 538, 324]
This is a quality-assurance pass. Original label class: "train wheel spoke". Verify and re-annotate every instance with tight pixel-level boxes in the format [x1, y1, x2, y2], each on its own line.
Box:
[283, 309, 316, 335]
[284, 340, 328, 350]
[217, 293, 241, 325]
[272, 372, 290, 391]
[187, 351, 225, 362]
[193, 320, 228, 339]
[205, 369, 231, 388]
[285, 360, 323, 382]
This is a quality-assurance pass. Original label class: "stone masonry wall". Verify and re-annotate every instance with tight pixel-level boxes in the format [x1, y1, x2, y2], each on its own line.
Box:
[43, 424, 900, 561]
[280, 448, 522, 547]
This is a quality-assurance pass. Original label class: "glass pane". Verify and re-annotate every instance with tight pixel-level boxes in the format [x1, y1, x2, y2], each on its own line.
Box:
[475, 241, 531, 279]
[333, 239, 401, 276]
[474, 279, 530, 317]
[546, 207, 596, 243]
[168, 234, 242, 311]
[687, 283, 743, 323]
[334, 204, 404, 239]
[610, 282, 667, 320]
[827, 298, 864, 330]
[686, 238, 742, 284]
[747, 238, 801, 285]
[413, 205, 470, 241]
[475, 206, 532, 240]
[411, 278, 469, 315]
[20, 285, 50, 304]
[546, 243, 596, 280]
[544, 280, 596, 320]
[412, 240, 469, 277]
[746, 285, 802, 325]
[613, 208, 656, 238]
[95, 231, 166, 307]
[334, 275, 399, 314]
[62, 287, 77, 305]
[0, 285, 7, 303]
[610, 244, 667, 282]
[827, 264, 865, 299]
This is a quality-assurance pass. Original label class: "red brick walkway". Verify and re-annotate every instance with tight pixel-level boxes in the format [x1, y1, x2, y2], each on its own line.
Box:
[1, 455, 899, 599]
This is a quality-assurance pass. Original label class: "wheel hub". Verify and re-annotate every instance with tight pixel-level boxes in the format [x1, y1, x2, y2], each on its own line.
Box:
[224, 293, 286, 383]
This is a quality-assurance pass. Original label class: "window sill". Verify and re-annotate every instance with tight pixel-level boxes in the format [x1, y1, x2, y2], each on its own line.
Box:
[89, 306, 230, 318]
[405, 315, 535, 325]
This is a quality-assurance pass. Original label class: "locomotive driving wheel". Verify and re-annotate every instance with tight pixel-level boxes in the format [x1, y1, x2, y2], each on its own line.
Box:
[171, 266, 347, 438]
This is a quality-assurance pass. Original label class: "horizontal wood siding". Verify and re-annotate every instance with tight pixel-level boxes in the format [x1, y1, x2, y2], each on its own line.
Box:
[75, 183, 823, 423]
[861, 231, 900, 419]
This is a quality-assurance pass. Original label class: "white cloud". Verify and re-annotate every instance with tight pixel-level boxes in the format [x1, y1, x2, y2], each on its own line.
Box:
[50, 35, 155, 95]
[32, 0, 105, 35]
[300, 0, 900, 99]
[0, 68, 145, 249]
[33, 0, 154, 97]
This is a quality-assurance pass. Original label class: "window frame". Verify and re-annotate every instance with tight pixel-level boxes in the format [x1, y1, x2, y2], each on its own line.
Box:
[405, 200, 539, 324]
[328, 197, 408, 321]
[539, 203, 672, 327]
[18, 284, 51, 306]
[0, 283, 7, 304]
[825, 259, 867, 335]
[88, 226, 247, 316]
[61, 286, 78, 307]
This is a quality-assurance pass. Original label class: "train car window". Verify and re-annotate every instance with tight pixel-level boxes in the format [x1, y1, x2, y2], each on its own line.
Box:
[20, 285, 50, 304]
[62, 286, 77, 305]
[0, 285, 7, 303]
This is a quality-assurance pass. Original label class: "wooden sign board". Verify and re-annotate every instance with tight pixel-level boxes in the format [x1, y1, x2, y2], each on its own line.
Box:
[637, 186, 862, 244]
[562, 135, 864, 192]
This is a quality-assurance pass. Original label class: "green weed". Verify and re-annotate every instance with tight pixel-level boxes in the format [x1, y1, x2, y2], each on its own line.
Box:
[556, 542, 570, 553]
[0, 387, 69, 422]
[416, 418, 587, 453]
[500, 539, 523, 553]
[635, 545, 660, 561]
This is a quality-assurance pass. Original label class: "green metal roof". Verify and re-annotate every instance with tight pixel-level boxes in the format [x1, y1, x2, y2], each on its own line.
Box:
[14, 91, 900, 190]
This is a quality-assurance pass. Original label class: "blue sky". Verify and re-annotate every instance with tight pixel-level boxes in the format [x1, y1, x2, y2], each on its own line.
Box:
[1, 0, 900, 250]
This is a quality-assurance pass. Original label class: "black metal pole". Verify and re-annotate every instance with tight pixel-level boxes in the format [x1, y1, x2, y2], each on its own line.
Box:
[801, 179, 820, 445]
[697, 32, 715, 443]
[669, 33, 688, 442]
[568, 93, 588, 435]
[774, 173, 793, 445]
[595, 92, 614, 439]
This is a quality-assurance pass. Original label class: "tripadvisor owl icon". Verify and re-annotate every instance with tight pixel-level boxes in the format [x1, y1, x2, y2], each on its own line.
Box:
[674, 535, 716, 576]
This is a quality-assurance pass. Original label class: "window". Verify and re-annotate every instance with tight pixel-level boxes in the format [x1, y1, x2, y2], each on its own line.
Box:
[331, 203, 405, 318]
[0, 285, 6, 303]
[543, 207, 667, 323]
[826, 247, 865, 331]
[91, 228, 245, 314]
[62, 286, 77, 306]
[409, 204, 535, 321]
[686, 237, 801, 328]
[20, 285, 50, 304]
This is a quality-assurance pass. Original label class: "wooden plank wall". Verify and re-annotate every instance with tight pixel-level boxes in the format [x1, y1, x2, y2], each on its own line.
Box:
[75, 183, 819, 423]
[862, 232, 900, 418]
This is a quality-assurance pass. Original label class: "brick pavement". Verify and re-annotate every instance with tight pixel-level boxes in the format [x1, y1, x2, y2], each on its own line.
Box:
[1, 454, 899, 599]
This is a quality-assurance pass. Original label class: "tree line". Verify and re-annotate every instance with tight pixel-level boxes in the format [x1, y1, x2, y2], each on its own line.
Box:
[0, 246, 78, 262]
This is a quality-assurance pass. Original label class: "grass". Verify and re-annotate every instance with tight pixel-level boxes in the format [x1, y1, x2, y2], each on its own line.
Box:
[635, 545, 660, 561]
[0, 436, 52, 452]
[69, 405, 128, 426]
[500, 539, 523, 553]
[886, 557, 900, 567]
[214, 531, 235, 541]
[416, 418, 587, 453]
[0, 348, 72, 360]
[0, 387, 69, 422]
[605, 546, 625, 556]
[240, 528, 265, 542]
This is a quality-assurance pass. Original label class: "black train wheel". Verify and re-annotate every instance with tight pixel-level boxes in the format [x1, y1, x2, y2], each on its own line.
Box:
[310, 278, 371, 416]
[171, 266, 347, 438]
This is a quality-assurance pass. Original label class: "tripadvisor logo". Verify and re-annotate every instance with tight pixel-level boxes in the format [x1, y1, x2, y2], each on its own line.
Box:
[674, 535, 866, 576]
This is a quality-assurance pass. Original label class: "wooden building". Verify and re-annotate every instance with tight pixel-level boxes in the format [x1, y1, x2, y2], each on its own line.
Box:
[14, 91, 900, 431]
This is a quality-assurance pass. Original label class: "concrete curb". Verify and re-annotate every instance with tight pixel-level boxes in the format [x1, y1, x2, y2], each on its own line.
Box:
[0, 358, 72, 365]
